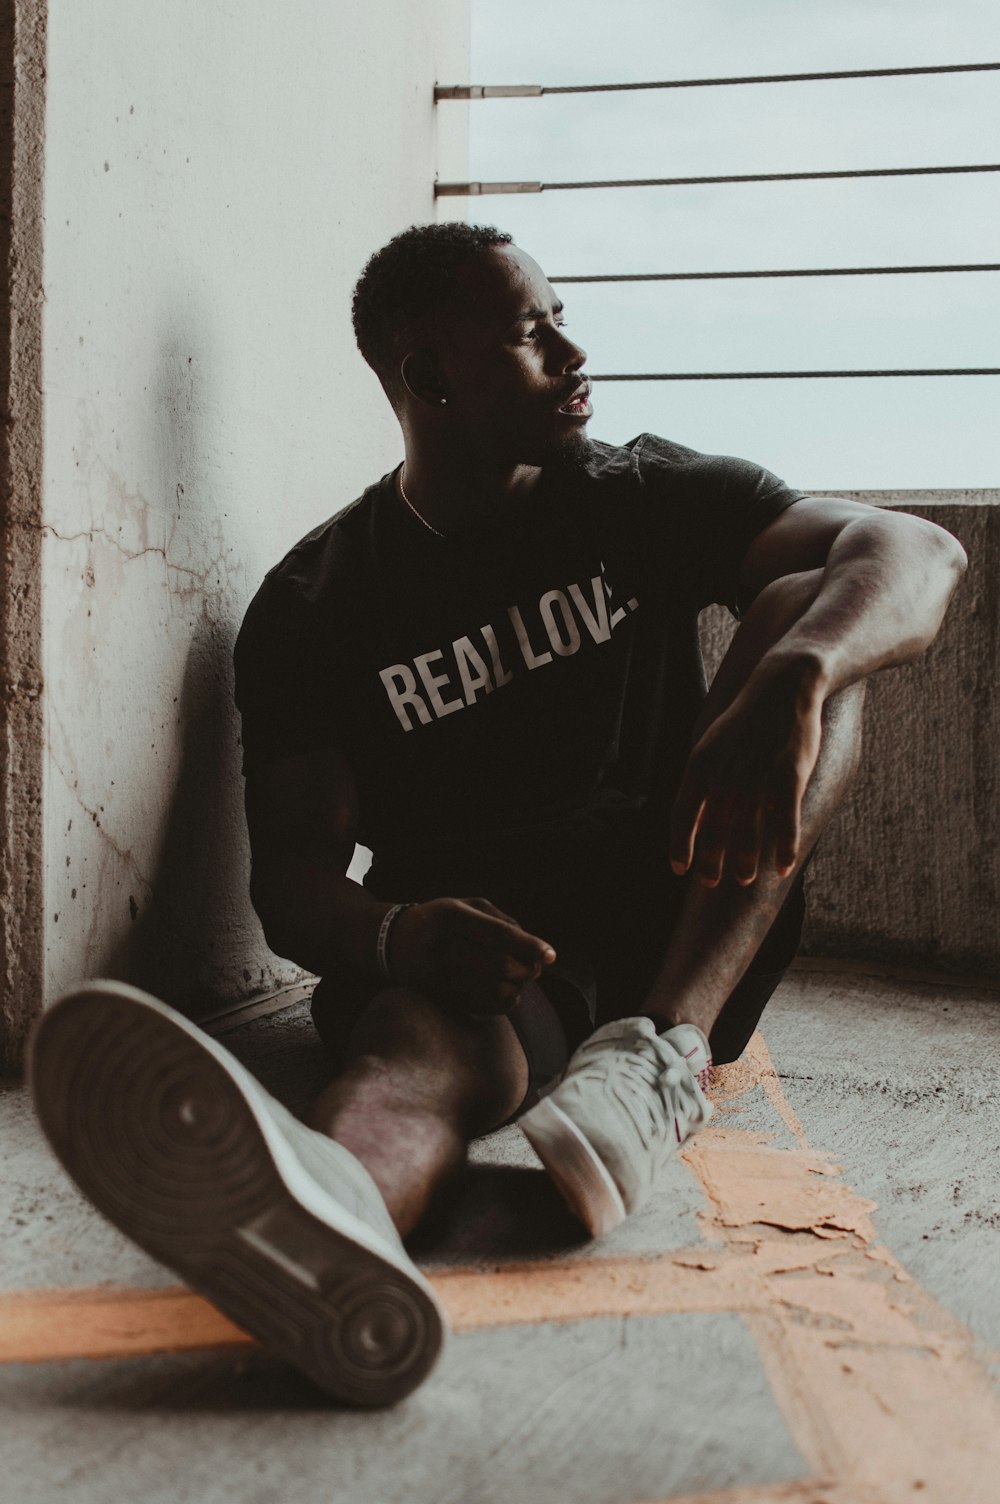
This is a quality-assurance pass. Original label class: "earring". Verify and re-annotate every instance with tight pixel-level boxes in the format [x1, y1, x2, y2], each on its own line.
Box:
[440, 397, 447, 406]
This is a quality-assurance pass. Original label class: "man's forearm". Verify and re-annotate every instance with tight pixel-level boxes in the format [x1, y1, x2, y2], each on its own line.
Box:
[252, 861, 556, 1014]
[756, 511, 967, 700]
[252, 859, 393, 980]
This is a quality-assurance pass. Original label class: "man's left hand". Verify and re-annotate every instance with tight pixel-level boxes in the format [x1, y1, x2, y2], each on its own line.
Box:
[668, 655, 826, 887]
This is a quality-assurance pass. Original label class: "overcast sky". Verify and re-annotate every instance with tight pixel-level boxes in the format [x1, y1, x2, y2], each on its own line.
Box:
[465, 0, 1000, 490]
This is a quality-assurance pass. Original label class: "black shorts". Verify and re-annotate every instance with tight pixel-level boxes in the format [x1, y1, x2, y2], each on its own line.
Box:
[310, 797, 806, 1121]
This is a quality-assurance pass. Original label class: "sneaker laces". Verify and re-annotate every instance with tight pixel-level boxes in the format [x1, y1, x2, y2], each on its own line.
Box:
[575, 1029, 709, 1150]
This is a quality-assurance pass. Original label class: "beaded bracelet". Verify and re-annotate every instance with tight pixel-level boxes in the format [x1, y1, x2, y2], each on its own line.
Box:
[376, 902, 413, 981]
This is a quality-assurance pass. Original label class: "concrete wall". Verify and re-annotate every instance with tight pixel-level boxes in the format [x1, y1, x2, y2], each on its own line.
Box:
[11, 0, 469, 1061]
[701, 492, 1000, 981]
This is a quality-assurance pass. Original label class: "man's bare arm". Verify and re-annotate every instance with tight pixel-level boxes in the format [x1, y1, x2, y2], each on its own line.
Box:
[669, 497, 968, 886]
[738, 496, 968, 690]
[245, 748, 554, 1009]
[246, 747, 389, 978]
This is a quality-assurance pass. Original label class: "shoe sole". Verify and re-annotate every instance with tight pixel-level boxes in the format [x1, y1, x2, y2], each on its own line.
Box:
[519, 1095, 627, 1238]
[30, 982, 445, 1407]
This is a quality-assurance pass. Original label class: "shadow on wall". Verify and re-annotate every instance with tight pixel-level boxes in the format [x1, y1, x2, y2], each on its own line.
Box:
[126, 620, 248, 1011]
[97, 318, 286, 1015]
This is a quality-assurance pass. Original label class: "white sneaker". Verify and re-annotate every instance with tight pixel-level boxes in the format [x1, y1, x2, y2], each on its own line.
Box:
[520, 1017, 714, 1237]
[30, 981, 445, 1407]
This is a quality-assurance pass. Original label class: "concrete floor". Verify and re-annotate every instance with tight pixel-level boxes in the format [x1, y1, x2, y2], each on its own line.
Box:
[2, 966, 999, 1504]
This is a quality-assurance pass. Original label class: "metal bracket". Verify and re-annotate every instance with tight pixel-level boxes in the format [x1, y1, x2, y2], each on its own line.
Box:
[434, 84, 543, 100]
[434, 181, 543, 197]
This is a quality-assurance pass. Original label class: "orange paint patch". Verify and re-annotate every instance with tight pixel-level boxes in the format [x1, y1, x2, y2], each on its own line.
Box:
[0, 1285, 249, 1364]
[684, 1033, 1000, 1504]
[0, 1249, 789, 1364]
[0, 1232, 913, 1366]
[436, 1248, 762, 1329]
[711, 1036, 809, 1149]
[683, 1129, 877, 1242]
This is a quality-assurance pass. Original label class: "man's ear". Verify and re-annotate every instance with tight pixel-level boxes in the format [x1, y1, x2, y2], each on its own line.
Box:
[400, 350, 449, 409]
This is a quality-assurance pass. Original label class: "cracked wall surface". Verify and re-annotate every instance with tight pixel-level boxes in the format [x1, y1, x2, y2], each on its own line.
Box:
[31, 0, 469, 1042]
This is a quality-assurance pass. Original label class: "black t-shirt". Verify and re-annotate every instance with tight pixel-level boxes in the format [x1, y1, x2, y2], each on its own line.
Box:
[234, 435, 802, 897]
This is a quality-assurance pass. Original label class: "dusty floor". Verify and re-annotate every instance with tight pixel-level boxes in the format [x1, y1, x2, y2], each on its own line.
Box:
[2, 966, 998, 1504]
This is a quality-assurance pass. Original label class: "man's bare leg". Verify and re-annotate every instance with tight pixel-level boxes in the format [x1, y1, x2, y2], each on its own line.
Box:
[642, 571, 864, 1046]
[643, 684, 863, 1046]
[308, 990, 531, 1237]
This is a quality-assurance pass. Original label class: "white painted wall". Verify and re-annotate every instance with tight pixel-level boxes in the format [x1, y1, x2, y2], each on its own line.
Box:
[40, 0, 468, 1012]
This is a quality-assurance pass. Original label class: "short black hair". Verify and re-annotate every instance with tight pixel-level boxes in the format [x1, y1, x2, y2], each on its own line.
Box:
[351, 222, 513, 403]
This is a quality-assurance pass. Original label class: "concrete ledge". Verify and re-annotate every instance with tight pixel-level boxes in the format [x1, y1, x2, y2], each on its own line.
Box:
[701, 490, 1000, 979]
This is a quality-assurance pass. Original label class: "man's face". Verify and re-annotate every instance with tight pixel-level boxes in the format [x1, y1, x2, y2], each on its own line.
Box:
[425, 245, 592, 467]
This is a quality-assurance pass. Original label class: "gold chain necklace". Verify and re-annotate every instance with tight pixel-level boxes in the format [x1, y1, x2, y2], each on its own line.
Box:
[398, 468, 447, 539]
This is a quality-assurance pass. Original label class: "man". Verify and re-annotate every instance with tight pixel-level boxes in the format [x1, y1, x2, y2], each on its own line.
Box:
[31, 223, 966, 1409]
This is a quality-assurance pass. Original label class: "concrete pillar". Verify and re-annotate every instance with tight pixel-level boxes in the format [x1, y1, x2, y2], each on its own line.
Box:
[0, 0, 45, 1070]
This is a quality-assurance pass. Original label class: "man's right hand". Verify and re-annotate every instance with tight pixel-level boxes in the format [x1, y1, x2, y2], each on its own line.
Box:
[389, 898, 557, 1015]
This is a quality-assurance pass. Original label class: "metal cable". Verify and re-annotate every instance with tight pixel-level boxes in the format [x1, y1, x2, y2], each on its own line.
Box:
[548, 163, 1000, 190]
[550, 262, 1000, 283]
[437, 163, 1000, 195]
[590, 369, 1000, 381]
[435, 61, 1000, 100]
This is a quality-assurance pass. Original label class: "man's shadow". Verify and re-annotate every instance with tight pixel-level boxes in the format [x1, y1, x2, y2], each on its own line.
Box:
[125, 619, 261, 1012]
[96, 313, 300, 1017]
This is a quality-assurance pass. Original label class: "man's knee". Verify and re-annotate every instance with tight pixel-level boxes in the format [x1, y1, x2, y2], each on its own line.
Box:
[311, 977, 451, 1063]
[345, 985, 462, 1059]
[312, 977, 530, 1133]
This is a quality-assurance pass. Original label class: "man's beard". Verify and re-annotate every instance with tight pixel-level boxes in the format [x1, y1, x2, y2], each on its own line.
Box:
[543, 431, 598, 474]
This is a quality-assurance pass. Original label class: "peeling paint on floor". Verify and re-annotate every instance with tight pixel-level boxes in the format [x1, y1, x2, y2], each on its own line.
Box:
[684, 1037, 1000, 1503]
